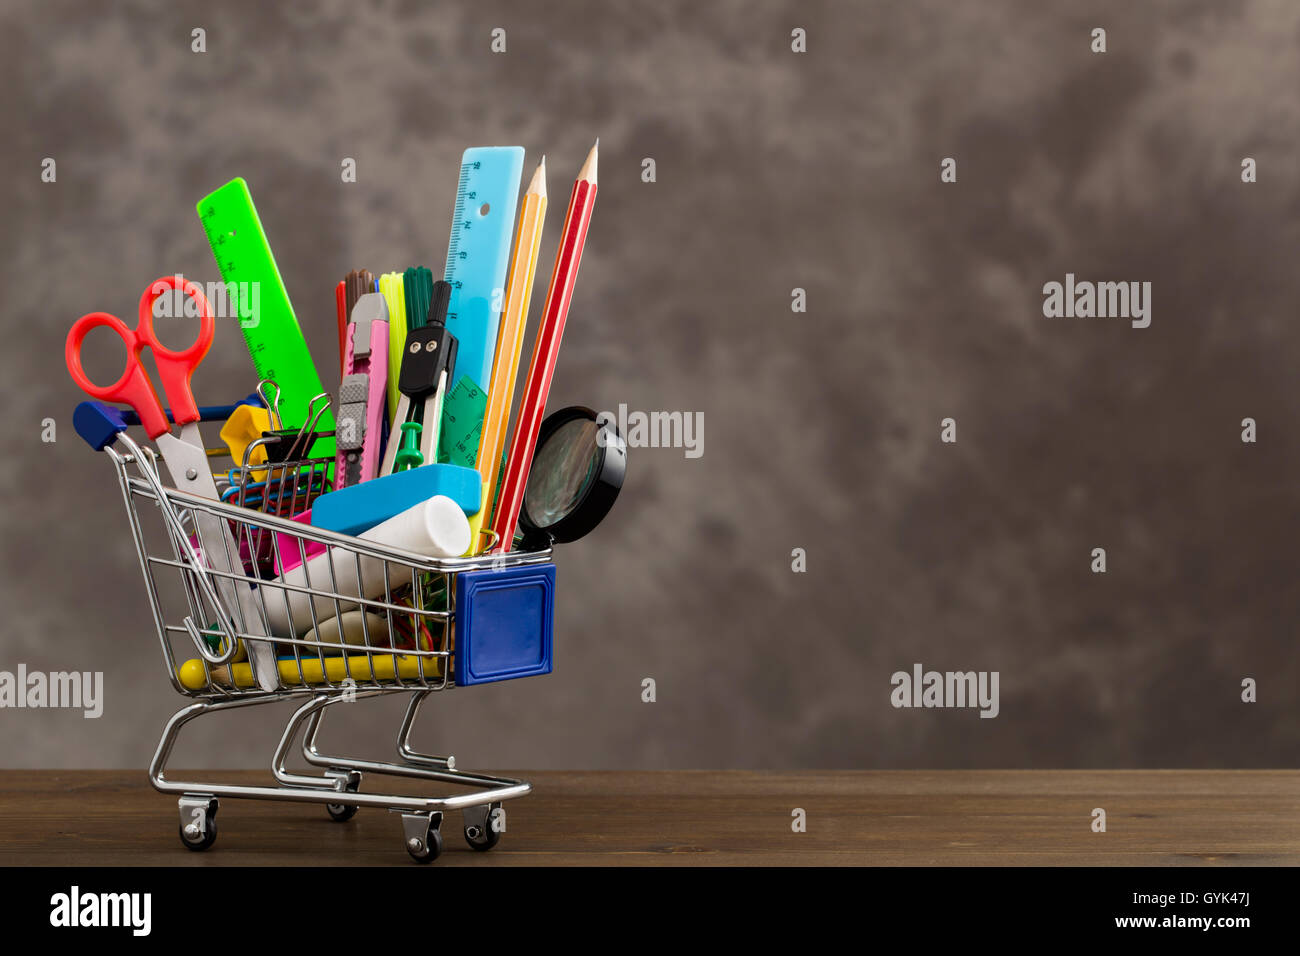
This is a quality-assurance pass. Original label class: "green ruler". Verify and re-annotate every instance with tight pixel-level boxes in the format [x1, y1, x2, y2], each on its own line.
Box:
[439, 374, 488, 467]
[197, 178, 335, 461]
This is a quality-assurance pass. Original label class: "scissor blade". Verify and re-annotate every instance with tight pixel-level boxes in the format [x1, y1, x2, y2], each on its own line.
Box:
[155, 432, 279, 692]
[155, 429, 219, 498]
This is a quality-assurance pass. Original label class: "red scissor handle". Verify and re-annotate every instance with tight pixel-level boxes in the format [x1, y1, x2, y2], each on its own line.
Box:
[65, 276, 215, 440]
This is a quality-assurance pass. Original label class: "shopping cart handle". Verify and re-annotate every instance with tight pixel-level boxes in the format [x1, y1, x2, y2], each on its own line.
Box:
[74, 400, 131, 451]
[72, 393, 265, 451]
[120, 392, 264, 427]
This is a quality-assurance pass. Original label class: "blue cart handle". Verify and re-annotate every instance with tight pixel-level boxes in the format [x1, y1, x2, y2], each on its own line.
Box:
[73, 393, 264, 452]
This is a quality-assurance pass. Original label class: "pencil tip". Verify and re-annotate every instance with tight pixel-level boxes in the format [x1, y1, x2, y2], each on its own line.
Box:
[529, 155, 548, 196]
[579, 139, 599, 183]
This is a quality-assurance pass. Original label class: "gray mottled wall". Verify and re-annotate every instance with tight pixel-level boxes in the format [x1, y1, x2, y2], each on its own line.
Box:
[1, 0, 1297, 768]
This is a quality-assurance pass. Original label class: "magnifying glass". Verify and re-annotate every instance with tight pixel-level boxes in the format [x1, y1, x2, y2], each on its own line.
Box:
[518, 405, 625, 550]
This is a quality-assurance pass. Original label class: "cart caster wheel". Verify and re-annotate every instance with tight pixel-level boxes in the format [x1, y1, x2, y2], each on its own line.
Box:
[463, 803, 502, 851]
[325, 769, 361, 821]
[179, 811, 217, 851]
[326, 802, 358, 822]
[464, 818, 501, 851]
[406, 826, 442, 864]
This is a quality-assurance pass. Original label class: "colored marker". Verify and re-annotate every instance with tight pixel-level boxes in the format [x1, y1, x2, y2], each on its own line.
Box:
[379, 272, 408, 423]
[336, 269, 374, 377]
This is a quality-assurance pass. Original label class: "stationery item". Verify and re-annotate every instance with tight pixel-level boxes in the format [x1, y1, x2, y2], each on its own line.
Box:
[220, 404, 273, 480]
[259, 393, 332, 468]
[440, 375, 488, 469]
[403, 266, 434, 334]
[492, 141, 599, 551]
[440, 146, 526, 462]
[303, 610, 392, 649]
[336, 269, 375, 377]
[334, 292, 390, 489]
[196, 177, 336, 462]
[178, 652, 438, 691]
[467, 155, 548, 551]
[266, 495, 471, 636]
[66, 275, 278, 690]
[379, 271, 408, 422]
[196, 622, 248, 661]
[334, 282, 346, 376]
[391, 421, 427, 472]
[390, 583, 445, 651]
[380, 280, 457, 475]
[378, 493, 471, 557]
[255, 378, 284, 430]
[517, 406, 625, 548]
[309, 463, 481, 537]
[262, 427, 322, 464]
[219, 470, 327, 506]
[273, 509, 327, 574]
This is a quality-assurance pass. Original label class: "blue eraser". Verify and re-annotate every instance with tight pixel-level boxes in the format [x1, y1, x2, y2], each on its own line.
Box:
[311, 464, 482, 537]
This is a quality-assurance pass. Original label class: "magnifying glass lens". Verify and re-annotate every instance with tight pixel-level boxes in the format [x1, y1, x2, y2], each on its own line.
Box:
[519, 405, 625, 547]
[524, 418, 600, 528]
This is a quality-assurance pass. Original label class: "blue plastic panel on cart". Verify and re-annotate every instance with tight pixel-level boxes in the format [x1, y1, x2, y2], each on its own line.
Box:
[454, 564, 555, 686]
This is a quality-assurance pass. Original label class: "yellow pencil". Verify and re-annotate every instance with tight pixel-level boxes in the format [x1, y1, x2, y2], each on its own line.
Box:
[467, 156, 548, 553]
[379, 272, 408, 423]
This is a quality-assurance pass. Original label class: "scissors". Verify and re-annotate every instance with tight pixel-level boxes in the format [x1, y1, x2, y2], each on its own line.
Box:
[66, 274, 218, 495]
[66, 275, 278, 691]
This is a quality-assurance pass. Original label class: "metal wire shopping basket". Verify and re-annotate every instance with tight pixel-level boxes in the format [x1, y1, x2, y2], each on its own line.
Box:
[78, 395, 556, 863]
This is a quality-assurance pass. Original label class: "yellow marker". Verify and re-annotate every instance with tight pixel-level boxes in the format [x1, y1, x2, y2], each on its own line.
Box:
[379, 272, 408, 423]
[467, 156, 548, 553]
[177, 652, 441, 690]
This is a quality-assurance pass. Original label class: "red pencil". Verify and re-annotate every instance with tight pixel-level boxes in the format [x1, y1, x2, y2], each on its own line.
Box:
[492, 140, 599, 551]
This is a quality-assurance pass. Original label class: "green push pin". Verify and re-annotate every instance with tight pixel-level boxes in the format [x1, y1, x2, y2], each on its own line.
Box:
[392, 421, 424, 472]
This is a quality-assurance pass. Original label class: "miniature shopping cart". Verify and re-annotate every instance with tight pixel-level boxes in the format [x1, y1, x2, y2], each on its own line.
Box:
[74, 395, 556, 863]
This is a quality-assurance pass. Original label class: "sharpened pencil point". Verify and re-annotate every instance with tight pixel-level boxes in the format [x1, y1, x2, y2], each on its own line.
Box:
[579, 139, 598, 184]
[528, 155, 547, 198]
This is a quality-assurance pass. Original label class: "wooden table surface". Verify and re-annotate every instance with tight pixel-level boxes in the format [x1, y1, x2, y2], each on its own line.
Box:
[0, 770, 1296, 866]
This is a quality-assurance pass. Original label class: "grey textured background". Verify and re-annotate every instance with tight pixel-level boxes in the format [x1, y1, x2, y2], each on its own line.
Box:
[1, 0, 1297, 769]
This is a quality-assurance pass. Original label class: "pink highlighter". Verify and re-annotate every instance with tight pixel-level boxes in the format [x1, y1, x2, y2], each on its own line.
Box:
[334, 292, 390, 491]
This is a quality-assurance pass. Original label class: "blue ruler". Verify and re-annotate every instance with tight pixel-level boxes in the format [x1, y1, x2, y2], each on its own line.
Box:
[440, 146, 524, 462]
